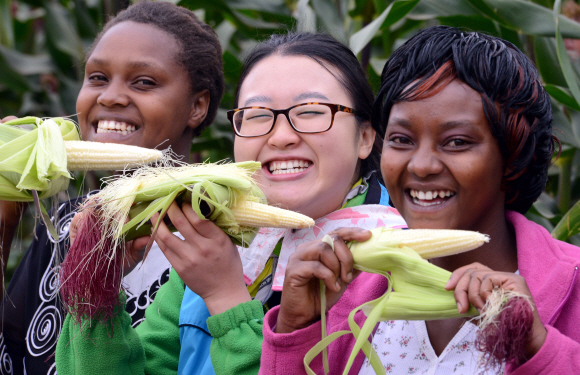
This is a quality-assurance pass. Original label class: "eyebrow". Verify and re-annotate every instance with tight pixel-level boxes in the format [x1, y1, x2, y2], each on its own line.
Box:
[293, 92, 329, 102]
[243, 95, 272, 106]
[388, 118, 477, 130]
[88, 58, 165, 72]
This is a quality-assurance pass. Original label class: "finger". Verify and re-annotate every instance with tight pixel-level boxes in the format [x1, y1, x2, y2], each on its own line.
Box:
[479, 274, 498, 304]
[1, 116, 17, 123]
[289, 260, 341, 292]
[446, 262, 491, 290]
[151, 207, 187, 257]
[296, 241, 342, 283]
[466, 272, 486, 310]
[328, 234, 354, 283]
[328, 227, 372, 243]
[132, 235, 151, 251]
[452, 268, 478, 313]
[181, 203, 224, 239]
[164, 202, 200, 242]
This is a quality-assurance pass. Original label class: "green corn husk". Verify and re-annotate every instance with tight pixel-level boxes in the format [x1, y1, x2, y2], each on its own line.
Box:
[60, 161, 287, 323]
[305, 227, 482, 375]
[0, 116, 79, 201]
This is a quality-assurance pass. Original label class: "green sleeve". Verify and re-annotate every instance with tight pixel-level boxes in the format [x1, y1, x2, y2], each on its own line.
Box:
[136, 268, 184, 374]
[55, 268, 184, 375]
[207, 300, 264, 375]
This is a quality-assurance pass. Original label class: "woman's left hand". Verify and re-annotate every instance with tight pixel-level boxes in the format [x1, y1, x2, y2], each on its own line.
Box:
[445, 262, 547, 357]
[151, 201, 250, 315]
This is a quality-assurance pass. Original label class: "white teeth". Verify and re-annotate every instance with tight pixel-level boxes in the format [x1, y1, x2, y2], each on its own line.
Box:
[268, 159, 311, 174]
[409, 189, 455, 202]
[97, 120, 138, 135]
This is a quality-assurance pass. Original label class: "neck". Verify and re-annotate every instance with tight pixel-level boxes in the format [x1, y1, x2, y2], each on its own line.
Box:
[429, 212, 519, 273]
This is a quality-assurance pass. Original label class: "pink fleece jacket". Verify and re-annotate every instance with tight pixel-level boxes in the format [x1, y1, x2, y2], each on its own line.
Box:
[260, 211, 580, 375]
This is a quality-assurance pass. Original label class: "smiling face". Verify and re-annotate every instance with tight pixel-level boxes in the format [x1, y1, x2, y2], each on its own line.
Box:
[233, 55, 374, 219]
[76, 21, 205, 158]
[381, 79, 506, 232]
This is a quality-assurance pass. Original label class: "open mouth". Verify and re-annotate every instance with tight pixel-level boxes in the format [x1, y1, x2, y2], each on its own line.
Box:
[268, 159, 311, 175]
[408, 189, 456, 207]
[96, 120, 138, 135]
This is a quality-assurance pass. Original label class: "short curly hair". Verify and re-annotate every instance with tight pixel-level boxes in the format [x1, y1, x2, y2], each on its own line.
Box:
[88, 1, 224, 135]
[373, 26, 555, 214]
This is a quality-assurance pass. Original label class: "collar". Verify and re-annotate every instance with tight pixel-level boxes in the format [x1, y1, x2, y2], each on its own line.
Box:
[240, 205, 406, 291]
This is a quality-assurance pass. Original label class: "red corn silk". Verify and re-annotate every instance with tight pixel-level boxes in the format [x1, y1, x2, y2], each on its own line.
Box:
[476, 296, 535, 370]
[59, 208, 123, 324]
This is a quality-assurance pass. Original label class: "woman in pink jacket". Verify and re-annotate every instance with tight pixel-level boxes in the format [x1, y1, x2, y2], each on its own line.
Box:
[262, 26, 579, 374]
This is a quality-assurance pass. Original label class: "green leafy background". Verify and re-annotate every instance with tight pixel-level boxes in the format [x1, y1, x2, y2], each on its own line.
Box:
[3, 0, 580, 282]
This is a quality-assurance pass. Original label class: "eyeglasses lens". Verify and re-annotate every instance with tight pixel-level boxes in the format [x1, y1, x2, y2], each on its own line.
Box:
[233, 104, 332, 136]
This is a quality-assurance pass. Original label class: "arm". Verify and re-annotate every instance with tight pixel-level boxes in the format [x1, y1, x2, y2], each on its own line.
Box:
[55, 268, 184, 375]
[207, 299, 264, 375]
[507, 325, 580, 375]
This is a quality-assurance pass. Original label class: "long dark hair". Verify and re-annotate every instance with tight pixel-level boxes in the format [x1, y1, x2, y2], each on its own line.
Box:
[374, 26, 555, 213]
[235, 32, 381, 182]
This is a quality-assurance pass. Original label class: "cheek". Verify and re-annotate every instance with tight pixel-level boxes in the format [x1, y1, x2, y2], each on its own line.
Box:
[233, 138, 261, 162]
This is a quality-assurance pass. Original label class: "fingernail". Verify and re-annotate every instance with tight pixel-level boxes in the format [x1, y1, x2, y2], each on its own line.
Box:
[445, 279, 452, 289]
[347, 272, 353, 282]
[456, 302, 462, 312]
[335, 280, 342, 290]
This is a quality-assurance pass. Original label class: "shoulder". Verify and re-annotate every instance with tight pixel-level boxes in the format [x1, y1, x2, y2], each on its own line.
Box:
[507, 211, 580, 264]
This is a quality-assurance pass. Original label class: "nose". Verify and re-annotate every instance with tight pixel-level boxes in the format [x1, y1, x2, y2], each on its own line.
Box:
[96, 80, 130, 107]
[266, 113, 301, 149]
[407, 143, 444, 178]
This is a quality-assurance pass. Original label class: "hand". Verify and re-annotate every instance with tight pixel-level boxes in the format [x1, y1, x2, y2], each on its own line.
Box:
[445, 262, 547, 357]
[151, 201, 250, 315]
[275, 227, 372, 334]
[1, 116, 17, 123]
[69, 210, 151, 276]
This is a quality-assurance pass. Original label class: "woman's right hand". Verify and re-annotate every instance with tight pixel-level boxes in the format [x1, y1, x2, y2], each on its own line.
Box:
[69, 211, 151, 276]
[275, 227, 371, 334]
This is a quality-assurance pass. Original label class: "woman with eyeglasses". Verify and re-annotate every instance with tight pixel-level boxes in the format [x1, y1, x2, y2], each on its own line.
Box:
[55, 32, 406, 375]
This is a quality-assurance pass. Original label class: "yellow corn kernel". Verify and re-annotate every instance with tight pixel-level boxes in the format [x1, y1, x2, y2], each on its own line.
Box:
[64, 140, 163, 171]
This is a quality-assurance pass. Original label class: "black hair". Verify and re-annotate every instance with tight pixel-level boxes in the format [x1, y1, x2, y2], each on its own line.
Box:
[88, 1, 224, 135]
[373, 26, 555, 214]
[235, 32, 381, 182]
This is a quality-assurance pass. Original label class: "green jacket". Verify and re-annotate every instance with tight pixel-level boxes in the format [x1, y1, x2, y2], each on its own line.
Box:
[55, 267, 263, 375]
[56, 268, 184, 375]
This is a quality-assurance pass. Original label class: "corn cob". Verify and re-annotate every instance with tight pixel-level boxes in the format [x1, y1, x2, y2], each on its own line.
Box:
[64, 140, 163, 171]
[356, 228, 489, 260]
[308, 227, 486, 375]
[60, 161, 316, 324]
[231, 201, 314, 229]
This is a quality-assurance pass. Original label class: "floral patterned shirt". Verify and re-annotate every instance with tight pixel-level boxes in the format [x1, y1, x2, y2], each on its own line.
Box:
[358, 320, 504, 375]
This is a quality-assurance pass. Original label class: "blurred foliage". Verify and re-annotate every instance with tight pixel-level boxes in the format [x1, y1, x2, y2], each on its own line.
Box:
[4, 0, 580, 282]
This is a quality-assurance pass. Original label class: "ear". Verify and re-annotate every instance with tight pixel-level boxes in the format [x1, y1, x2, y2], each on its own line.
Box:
[187, 89, 211, 130]
[357, 122, 376, 160]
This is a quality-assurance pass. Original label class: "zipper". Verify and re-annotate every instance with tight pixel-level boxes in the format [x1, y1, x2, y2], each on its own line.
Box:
[548, 266, 578, 325]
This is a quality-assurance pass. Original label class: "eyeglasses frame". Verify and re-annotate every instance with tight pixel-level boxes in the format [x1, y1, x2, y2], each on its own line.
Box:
[227, 102, 361, 138]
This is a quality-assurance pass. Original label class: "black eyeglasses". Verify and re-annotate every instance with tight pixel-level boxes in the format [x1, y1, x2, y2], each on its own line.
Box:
[227, 102, 361, 138]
